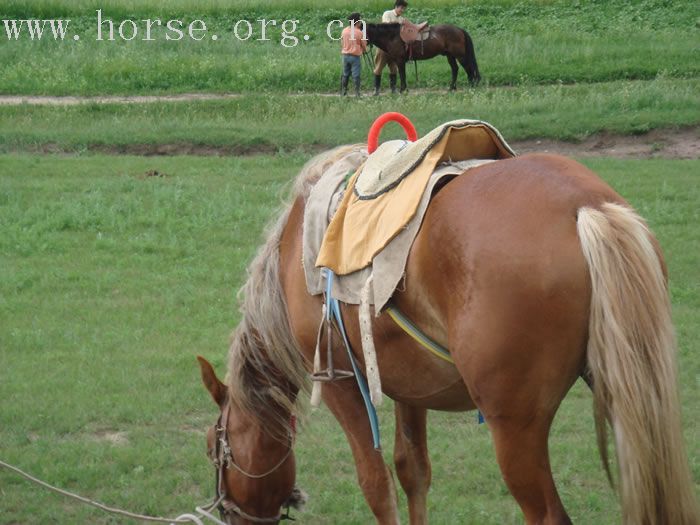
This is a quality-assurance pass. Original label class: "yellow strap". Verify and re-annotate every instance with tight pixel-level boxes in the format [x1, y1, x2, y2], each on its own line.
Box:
[385, 305, 454, 364]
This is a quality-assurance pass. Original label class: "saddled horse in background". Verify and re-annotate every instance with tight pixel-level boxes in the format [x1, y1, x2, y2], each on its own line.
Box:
[197, 146, 699, 524]
[365, 23, 481, 93]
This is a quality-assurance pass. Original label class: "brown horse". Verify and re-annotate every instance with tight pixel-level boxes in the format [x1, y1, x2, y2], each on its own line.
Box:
[365, 23, 481, 93]
[198, 146, 699, 524]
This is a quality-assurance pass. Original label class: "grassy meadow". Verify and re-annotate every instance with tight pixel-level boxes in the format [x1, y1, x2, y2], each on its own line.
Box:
[2, 78, 699, 154]
[0, 154, 698, 524]
[0, 0, 697, 95]
[0, 0, 699, 523]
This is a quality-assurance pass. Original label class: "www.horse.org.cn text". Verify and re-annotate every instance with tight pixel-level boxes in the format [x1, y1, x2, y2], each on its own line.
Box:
[2, 11, 366, 47]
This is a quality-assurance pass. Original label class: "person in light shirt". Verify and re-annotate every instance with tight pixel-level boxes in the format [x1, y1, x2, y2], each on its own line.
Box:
[340, 12, 367, 97]
[382, 0, 407, 24]
[372, 0, 408, 95]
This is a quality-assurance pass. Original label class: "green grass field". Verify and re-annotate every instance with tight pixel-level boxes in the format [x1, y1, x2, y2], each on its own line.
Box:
[1, 0, 698, 522]
[1, 0, 697, 95]
[2, 78, 698, 154]
[0, 154, 698, 523]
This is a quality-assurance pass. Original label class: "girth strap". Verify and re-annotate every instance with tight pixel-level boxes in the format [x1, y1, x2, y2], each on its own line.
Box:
[385, 302, 485, 424]
[385, 303, 453, 363]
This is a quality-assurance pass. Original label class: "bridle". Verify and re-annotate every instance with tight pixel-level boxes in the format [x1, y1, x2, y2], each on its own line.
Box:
[212, 404, 295, 524]
[212, 405, 295, 523]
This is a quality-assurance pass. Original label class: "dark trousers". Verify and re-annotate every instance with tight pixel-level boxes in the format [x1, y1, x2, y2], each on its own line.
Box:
[342, 54, 361, 80]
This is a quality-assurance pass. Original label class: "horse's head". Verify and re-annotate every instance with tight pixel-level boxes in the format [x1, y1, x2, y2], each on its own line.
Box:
[198, 356, 306, 524]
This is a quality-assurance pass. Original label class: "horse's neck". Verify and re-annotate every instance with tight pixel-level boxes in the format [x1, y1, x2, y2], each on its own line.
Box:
[230, 401, 291, 459]
[369, 26, 398, 53]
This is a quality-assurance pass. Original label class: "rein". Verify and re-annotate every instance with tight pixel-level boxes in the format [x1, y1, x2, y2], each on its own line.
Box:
[213, 405, 295, 523]
[0, 458, 228, 525]
[362, 46, 375, 74]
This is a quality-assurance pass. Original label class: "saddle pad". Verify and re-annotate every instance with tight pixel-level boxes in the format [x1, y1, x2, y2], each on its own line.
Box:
[304, 154, 497, 312]
[316, 120, 515, 275]
[355, 119, 514, 199]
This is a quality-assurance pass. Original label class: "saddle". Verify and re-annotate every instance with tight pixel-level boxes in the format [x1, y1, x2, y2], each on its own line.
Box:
[400, 21, 430, 44]
[315, 120, 516, 277]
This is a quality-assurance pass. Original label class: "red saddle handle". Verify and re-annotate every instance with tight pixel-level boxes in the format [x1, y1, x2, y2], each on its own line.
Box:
[367, 112, 418, 154]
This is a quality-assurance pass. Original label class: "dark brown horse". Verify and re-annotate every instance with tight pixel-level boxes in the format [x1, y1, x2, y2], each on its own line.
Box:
[365, 23, 481, 93]
[198, 146, 699, 524]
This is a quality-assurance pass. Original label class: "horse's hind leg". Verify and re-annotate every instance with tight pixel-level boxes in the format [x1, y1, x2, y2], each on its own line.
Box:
[394, 403, 430, 525]
[487, 412, 572, 524]
[447, 56, 459, 91]
[451, 331, 579, 524]
[322, 381, 401, 524]
[446, 296, 583, 523]
[457, 55, 479, 86]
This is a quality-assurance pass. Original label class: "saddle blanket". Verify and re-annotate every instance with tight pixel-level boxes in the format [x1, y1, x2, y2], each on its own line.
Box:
[315, 120, 515, 276]
[303, 154, 512, 311]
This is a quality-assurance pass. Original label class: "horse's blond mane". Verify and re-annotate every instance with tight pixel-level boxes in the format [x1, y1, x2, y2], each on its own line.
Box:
[227, 145, 364, 435]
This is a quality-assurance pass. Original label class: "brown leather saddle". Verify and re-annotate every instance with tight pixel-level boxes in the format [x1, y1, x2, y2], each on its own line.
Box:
[400, 21, 430, 59]
[400, 21, 430, 44]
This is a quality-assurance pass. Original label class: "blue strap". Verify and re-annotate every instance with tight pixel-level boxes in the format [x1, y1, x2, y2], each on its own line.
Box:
[324, 269, 482, 433]
[325, 269, 382, 450]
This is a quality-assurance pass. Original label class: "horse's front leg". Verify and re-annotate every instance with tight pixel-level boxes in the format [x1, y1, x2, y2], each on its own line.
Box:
[322, 381, 400, 524]
[394, 403, 430, 525]
[398, 62, 408, 93]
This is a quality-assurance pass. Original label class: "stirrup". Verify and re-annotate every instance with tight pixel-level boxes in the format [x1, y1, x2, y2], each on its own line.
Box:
[311, 314, 354, 382]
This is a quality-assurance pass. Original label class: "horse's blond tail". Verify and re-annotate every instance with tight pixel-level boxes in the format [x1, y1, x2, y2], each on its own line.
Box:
[577, 202, 698, 525]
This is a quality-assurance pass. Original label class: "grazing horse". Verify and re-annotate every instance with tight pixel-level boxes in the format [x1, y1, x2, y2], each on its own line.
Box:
[365, 23, 481, 93]
[198, 145, 698, 524]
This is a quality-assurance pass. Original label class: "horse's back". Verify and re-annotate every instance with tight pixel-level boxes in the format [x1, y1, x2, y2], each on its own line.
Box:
[414, 153, 624, 284]
[408, 153, 623, 301]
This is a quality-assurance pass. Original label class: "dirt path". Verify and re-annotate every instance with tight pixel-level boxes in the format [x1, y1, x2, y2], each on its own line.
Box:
[512, 127, 699, 160]
[0, 91, 452, 105]
[0, 93, 244, 105]
[51, 127, 696, 160]
[2, 93, 697, 159]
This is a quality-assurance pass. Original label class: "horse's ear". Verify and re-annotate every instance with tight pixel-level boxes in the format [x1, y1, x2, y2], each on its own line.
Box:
[197, 356, 227, 407]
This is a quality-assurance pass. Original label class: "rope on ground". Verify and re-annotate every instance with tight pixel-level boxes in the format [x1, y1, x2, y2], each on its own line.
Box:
[0, 458, 227, 525]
